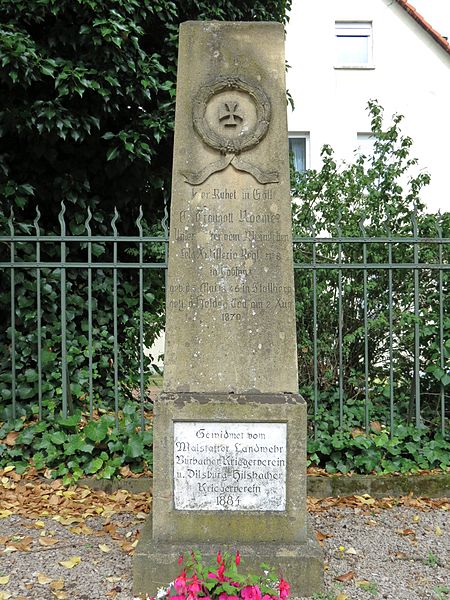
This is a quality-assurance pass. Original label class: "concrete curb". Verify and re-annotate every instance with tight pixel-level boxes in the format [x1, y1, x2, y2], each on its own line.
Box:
[79, 472, 450, 498]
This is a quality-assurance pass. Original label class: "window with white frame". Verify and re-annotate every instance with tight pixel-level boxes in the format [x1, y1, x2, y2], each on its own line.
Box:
[335, 22, 373, 67]
[288, 134, 309, 173]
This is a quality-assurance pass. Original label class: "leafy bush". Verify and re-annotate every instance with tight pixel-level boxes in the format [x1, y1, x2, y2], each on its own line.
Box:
[0, 0, 290, 417]
[292, 100, 449, 435]
[307, 404, 449, 474]
[0, 402, 152, 483]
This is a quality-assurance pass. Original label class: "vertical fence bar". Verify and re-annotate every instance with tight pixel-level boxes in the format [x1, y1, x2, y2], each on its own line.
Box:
[85, 208, 94, 418]
[387, 224, 395, 436]
[112, 208, 119, 427]
[360, 217, 370, 432]
[337, 216, 344, 427]
[312, 225, 319, 438]
[59, 203, 68, 417]
[9, 210, 16, 420]
[34, 207, 43, 419]
[412, 209, 421, 426]
[137, 207, 145, 429]
[437, 215, 445, 436]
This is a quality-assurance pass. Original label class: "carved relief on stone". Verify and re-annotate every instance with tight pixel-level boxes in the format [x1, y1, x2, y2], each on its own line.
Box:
[182, 76, 279, 185]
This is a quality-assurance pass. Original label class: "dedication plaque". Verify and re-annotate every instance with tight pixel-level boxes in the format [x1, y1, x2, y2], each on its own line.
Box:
[173, 421, 287, 511]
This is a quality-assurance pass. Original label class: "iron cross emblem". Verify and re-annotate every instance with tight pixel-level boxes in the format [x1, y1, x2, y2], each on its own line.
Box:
[219, 101, 243, 127]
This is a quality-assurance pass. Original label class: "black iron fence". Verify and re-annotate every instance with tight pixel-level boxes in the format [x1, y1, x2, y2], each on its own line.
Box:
[1, 205, 448, 436]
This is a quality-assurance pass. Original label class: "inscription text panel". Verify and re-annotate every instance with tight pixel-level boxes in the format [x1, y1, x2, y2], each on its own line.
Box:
[173, 421, 287, 511]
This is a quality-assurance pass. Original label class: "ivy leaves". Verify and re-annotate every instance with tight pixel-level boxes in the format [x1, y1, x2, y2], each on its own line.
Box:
[0, 405, 153, 482]
[308, 416, 450, 475]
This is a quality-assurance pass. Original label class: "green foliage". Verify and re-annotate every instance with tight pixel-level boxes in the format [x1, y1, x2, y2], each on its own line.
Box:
[425, 552, 439, 568]
[433, 586, 449, 600]
[357, 581, 378, 596]
[0, 403, 152, 483]
[307, 405, 450, 474]
[0, 0, 291, 418]
[0, 0, 292, 479]
[0, 234, 165, 419]
[0, 0, 290, 228]
[164, 549, 286, 600]
[292, 101, 449, 444]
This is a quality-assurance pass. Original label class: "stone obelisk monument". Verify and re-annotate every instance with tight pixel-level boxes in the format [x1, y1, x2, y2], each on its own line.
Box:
[134, 21, 323, 597]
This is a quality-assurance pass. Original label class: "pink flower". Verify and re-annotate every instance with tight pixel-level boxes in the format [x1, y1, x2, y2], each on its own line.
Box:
[178, 555, 183, 566]
[279, 579, 290, 600]
[220, 594, 240, 600]
[235, 550, 241, 566]
[241, 586, 262, 600]
[217, 551, 222, 564]
[170, 596, 186, 600]
[188, 575, 202, 596]
[208, 561, 228, 583]
[174, 572, 187, 593]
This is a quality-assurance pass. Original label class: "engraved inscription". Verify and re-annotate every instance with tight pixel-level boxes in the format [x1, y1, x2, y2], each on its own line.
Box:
[169, 184, 293, 325]
[173, 421, 287, 511]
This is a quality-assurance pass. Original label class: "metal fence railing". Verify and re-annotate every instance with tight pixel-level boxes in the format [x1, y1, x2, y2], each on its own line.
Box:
[1, 206, 448, 436]
[293, 212, 449, 438]
[0, 202, 168, 428]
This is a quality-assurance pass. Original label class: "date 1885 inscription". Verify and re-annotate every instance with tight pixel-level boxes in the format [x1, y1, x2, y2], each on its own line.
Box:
[173, 421, 287, 511]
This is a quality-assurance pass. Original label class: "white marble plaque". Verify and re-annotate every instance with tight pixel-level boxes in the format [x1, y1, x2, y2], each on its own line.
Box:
[173, 421, 286, 511]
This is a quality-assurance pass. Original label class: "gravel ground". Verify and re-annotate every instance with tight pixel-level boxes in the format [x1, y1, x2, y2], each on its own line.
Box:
[0, 506, 448, 600]
[303, 506, 449, 600]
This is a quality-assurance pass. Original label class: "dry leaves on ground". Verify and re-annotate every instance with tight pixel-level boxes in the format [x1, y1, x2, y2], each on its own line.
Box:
[0, 467, 151, 521]
[307, 493, 449, 513]
[0, 466, 150, 565]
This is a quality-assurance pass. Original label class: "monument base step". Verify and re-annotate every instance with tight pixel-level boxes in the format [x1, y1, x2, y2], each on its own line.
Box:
[133, 517, 324, 598]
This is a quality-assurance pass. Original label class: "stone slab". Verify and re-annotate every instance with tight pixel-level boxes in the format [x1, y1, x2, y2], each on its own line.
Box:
[133, 517, 324, 599]
[173, 421, 287, 511]
[151, 392, 307, 544]
[307, 472, 450, 499]
[163, 20, 298, 394]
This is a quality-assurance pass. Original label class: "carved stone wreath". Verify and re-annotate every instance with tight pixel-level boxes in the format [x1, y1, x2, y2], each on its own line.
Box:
[192, 75, 271, 155]
[183, 75, 279, 185]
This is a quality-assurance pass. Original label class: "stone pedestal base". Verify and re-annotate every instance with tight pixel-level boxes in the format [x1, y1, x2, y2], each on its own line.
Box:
[133, 518, 324, 598]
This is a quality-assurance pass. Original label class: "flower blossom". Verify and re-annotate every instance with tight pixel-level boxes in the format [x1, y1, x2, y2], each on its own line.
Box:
[188, 574, 202, 596]
[278, 578, 290, 600]
[209, 561, 227, 582]
[241, 585, 262, 600]
[219, 594, 239, 600]
[174, 571, 187, 593]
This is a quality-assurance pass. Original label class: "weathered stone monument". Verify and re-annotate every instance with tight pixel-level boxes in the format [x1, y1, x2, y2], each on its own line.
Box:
[134, 21, 323, 597]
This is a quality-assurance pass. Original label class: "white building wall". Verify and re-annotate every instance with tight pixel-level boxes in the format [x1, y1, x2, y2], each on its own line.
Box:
[286, 0, 450, 212]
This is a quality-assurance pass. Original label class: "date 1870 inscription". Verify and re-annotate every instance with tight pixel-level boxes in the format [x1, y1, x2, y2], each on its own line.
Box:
[173, 421, 287, 511]
[169, 185, 293, 325]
